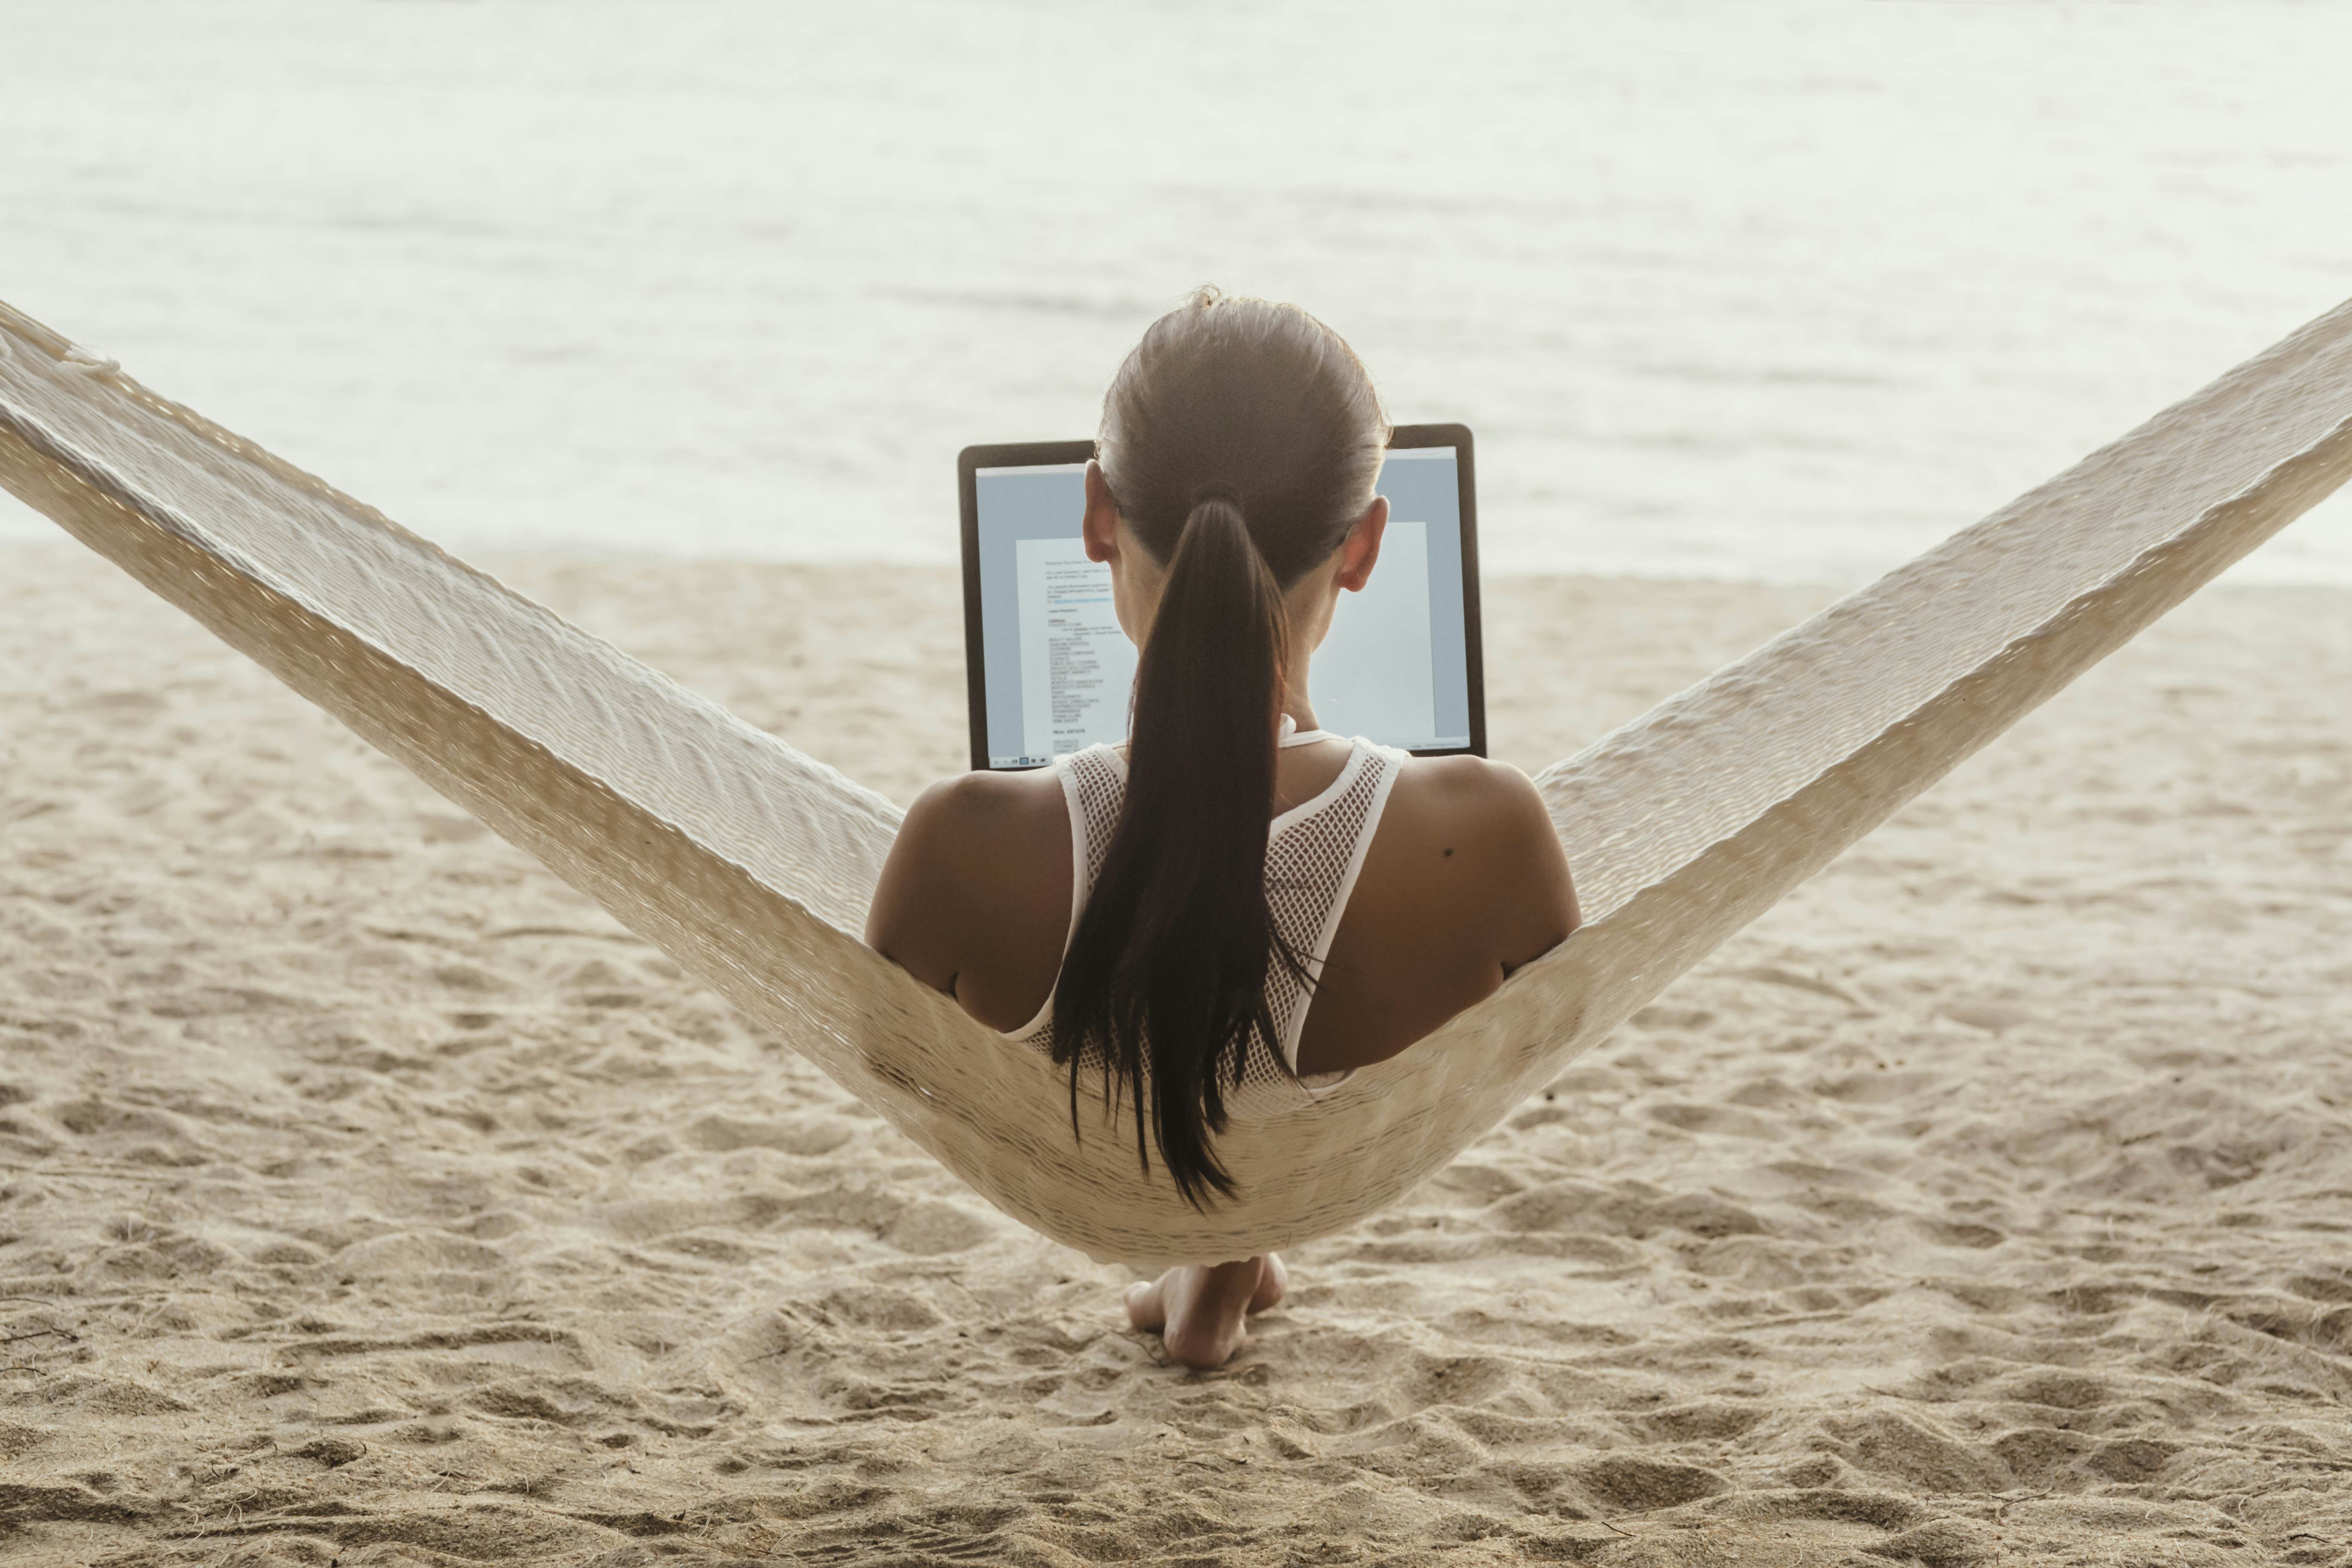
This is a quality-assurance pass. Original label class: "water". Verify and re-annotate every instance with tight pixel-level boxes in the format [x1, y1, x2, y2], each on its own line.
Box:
[3, 0, 2350, 585]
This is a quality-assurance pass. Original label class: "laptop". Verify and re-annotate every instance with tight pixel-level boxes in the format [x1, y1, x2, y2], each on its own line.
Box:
[958, 423, 1484, 771]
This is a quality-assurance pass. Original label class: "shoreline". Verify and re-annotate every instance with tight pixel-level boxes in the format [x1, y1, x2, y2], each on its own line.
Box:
[17, 516, 2350, 592]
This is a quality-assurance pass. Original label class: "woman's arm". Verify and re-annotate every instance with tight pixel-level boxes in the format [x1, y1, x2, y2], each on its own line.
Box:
[864, 770, 1074, 1029]
[1486, 765, 1580, 976]
[864, 777, 983, 997]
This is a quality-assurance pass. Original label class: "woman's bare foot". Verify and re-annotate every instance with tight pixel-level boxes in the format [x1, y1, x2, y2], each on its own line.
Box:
[1124, 1253, 1287, 1369]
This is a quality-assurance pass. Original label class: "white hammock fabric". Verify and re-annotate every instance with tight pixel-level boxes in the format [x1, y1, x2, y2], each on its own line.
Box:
[3, 297, 2349, 1265]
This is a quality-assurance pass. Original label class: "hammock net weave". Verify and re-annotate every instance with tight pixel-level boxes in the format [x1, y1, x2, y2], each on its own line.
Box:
[3, 296, 2348, 1264]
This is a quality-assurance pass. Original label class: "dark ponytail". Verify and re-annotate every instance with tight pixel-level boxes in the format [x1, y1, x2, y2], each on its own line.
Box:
[1050, 289, 1387, 1207]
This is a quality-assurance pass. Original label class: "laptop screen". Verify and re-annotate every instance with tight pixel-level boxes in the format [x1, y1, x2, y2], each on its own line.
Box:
[964, 431, 1481, 769]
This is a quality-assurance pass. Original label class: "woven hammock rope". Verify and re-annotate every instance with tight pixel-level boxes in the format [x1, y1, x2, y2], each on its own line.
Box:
[4, 296, 2349, 1265]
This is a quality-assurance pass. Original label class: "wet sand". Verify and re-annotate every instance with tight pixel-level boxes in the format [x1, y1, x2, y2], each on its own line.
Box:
[2, 540, 2348, 1565]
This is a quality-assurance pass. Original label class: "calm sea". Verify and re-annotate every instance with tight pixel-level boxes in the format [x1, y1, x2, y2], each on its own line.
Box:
[3, 0, 2349, 585]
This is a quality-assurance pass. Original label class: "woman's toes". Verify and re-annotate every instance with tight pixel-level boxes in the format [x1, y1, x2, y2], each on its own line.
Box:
[1248, 1253, 1288, 1314]
[1124, 1279, 1165, 1332]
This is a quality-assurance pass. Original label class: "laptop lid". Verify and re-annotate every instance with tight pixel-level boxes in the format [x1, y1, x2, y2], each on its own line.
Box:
[958, 423, 1484, 770]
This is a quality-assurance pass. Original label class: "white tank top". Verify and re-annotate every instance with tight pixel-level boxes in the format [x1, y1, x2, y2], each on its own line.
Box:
[1006, 720, 1405, 1087]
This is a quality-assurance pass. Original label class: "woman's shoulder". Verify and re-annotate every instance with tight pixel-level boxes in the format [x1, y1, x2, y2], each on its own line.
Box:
[1381, 751, 1555, 844]
[898, 765, 1070, 863]
[1300, 747, 1576, 1069]
[864, 765, 1075, 987]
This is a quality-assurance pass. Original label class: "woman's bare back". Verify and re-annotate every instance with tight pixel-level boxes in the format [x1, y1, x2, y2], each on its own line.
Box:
[866, 736, 1577, 1075]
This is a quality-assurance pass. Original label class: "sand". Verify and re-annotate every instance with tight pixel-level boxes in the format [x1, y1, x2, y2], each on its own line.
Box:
[1, 539, 2348, 1566]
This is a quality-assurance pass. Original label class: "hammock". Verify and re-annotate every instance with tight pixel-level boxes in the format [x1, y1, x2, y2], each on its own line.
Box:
[3, 297, 2349, 1266]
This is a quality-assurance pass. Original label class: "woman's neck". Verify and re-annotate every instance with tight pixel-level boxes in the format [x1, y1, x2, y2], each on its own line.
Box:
[1280, 651, 1320, 734]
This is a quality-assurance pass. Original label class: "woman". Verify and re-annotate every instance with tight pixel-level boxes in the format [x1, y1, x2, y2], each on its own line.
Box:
[867, 291, 1577, 1368]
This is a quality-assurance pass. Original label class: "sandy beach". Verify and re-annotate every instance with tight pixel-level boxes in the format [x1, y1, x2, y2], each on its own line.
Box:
[3, 539, 2349, 1565]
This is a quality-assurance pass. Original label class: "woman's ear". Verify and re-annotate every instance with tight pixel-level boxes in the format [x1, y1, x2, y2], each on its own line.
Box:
[1335, 496, 1389, 592]
[1081, 460, 1121, 564]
